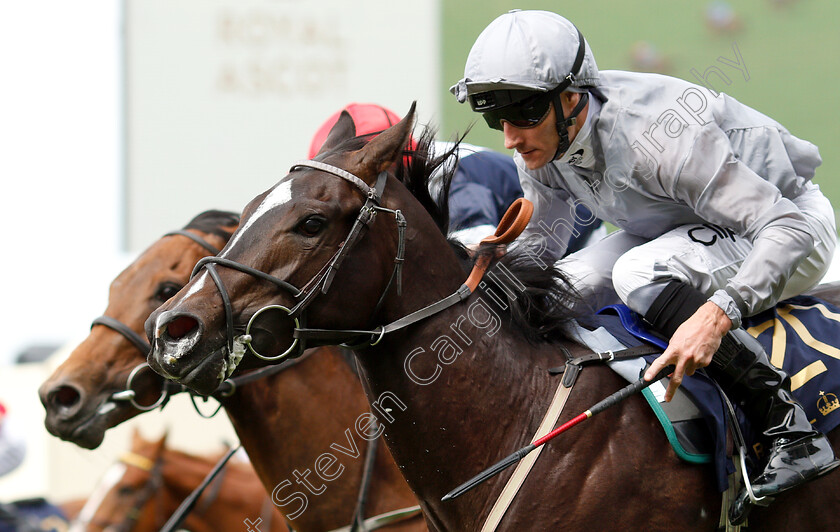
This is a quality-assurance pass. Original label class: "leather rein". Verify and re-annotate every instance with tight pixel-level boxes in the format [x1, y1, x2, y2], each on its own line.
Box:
[90, 228, 413, 531]
[92, 230, 300, 415]
[190, 160, 533, 365]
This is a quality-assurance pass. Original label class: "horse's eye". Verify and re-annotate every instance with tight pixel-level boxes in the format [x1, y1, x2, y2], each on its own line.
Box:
[154, 282, 182, 302]
[117, 485, 134, 497]
[298, 216, 325, 237]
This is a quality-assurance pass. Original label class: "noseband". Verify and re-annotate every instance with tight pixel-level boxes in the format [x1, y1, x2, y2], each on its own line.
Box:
[187, 159, 533, 364]
[91, 230, 220, 411]
[92, 230, 297, 413]
[191, 160, 407, 362]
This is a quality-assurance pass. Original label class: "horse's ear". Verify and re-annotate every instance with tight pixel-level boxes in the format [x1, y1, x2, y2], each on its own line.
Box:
[316, 110, 357, 157]
[350, 102, 416, 183]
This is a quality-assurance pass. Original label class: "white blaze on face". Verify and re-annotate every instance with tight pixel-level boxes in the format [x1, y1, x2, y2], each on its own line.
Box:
[179, 271, 208, 304]
[159, 178, 295, 354]
[225, 179, 294, 253]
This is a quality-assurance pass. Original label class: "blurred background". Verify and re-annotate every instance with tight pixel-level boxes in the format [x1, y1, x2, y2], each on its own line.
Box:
[1, 0, 838, 515]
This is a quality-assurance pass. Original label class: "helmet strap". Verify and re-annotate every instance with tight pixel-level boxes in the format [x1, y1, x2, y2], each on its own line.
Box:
[549, 26, 589, 160]
[552, 91, 589, 160]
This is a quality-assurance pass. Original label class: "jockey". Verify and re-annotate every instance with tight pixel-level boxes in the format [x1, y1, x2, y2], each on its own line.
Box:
[308, 102, 604, 249]
[451, 9, 838, 524]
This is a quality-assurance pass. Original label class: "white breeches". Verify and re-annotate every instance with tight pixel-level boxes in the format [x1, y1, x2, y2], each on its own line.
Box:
[556, 187, 836, 317]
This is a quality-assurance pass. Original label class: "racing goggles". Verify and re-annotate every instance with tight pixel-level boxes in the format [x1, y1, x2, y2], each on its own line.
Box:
[470, 89, 557, 131]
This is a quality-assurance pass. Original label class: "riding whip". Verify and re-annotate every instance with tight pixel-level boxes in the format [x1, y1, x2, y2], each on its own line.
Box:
[441, 365, 675, 501]
[159, 443, 242, 532]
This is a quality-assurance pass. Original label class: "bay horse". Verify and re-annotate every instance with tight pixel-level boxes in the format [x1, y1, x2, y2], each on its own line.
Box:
[39, 211, 424, 531]
[69, 429, 285, 532]
[146, 105, 840, 531]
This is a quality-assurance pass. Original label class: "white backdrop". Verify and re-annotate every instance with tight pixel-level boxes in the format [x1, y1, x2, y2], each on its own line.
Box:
[0, 1, 124, 366]
[0, 0, 442, 504]
[125, 0, 442, 250]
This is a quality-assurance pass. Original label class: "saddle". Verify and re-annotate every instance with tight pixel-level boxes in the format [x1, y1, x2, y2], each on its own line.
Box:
[568, 294, 840, 493]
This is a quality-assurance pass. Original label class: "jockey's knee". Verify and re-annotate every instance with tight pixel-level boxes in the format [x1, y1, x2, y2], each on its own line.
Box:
[559, 257, 620, 312]
[611, 247, 657, 307]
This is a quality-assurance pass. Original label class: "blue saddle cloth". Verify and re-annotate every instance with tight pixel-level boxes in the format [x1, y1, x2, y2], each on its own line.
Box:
[589, 294, 840, 493]
[0, 498, 68, 532]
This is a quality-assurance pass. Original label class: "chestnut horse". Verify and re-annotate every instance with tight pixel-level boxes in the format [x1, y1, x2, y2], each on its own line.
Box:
[39, 211, 423, 531]
[69, 429, 285, 532]
[147, 106, 840, 531]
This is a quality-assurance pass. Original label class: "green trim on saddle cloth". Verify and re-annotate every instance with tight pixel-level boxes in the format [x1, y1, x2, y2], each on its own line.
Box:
[641, 388, 711, 464]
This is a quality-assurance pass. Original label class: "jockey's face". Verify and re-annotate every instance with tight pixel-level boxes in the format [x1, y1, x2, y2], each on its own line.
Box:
[502, 93, 589, 170]
[503, 102, 561, 170]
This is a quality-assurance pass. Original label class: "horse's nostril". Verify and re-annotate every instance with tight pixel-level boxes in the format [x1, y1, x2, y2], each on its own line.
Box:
[167, 315, 199, 340]
[50, 385, 81, 408]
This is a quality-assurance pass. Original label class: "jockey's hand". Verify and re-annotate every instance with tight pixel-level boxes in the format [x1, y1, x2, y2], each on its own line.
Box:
[644, 301, 733, 402]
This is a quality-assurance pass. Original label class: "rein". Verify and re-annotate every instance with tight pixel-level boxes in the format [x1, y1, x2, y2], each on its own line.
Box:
[92, 312, 182, 413]
[108, 450, 166, 532]
[167, 161, 531, 531]
[190, 160, 533, 362]
[93, 229, 299, 416]
[191, 163, 403, 362]
[159, 444, 241, 532]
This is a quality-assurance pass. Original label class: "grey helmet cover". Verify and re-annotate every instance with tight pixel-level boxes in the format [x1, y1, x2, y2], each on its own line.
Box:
[451, 10, 600, 103]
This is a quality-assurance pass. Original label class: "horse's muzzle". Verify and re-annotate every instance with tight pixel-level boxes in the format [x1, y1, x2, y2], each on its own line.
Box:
[146, 309, 227, 395]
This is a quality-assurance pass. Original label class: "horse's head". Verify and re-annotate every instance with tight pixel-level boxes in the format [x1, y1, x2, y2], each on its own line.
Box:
[147, 104, 461, 395]
[39, 211, 238, 449]
[72, 429, 278, 532]
[69, 429, 168, 532]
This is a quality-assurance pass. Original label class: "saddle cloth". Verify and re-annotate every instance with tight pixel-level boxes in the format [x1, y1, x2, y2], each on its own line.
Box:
[0, 498, 68, 532]
[571, 294, 840, 493]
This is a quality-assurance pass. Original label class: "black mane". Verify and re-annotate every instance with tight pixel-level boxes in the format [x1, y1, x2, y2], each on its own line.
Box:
[395, 126, 456, 235]
[323, 121, 582, 343]
[400, 125, 583, 343]
[316, 126, 455, 235]
[184, 210, 240, 243]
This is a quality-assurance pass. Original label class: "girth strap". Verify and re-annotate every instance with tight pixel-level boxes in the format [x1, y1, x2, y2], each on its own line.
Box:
[480, 352, 578, 532]
[328, 506, 423, 532]
[349, 421, 380, 532]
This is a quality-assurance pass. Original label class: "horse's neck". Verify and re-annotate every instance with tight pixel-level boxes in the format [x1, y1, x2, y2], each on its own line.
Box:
[159, 452, 260, 532]
[185, 462, 274, 532]
[357, 299, 571, 526]
[148, 454, 211, 532]
[222, 348, 419, 531]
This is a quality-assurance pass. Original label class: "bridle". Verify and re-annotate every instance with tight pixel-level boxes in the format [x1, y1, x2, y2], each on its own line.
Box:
[187, 159, 533, 364]
[93, 229, 300, 417]
[92, 230, 218, 412]
[82, 450, 165, 532]
[191, 160, 408, 362]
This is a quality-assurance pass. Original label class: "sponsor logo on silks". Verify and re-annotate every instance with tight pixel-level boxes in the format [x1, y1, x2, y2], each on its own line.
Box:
[818, 391, 840, 416]
[567, 148, 585, 166]
[687, 223, 737, 247]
